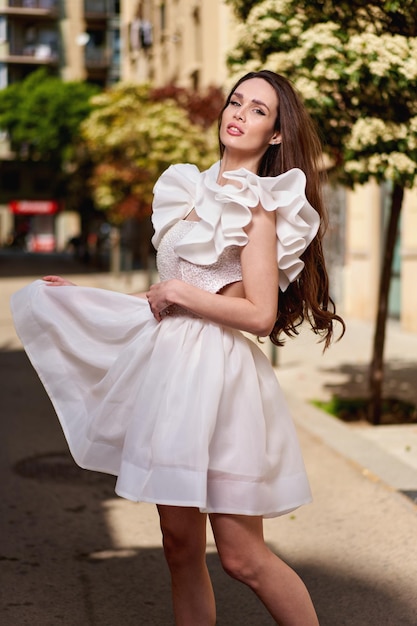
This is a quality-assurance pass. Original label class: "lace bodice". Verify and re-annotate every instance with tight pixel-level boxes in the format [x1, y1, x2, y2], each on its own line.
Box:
[157, 220, 242, 293]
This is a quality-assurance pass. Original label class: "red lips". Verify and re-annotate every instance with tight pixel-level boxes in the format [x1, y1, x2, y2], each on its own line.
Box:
[227, 123, 244, 135]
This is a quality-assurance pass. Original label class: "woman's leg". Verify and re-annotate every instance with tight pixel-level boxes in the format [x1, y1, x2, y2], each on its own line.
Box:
[210, 513, 319, 626]
[157, 505, 216, 626]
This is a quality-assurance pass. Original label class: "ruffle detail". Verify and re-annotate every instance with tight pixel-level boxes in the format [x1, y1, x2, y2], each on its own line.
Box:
[151, 161, 320, 292]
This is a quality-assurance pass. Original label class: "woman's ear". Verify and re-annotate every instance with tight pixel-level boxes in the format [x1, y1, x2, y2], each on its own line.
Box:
[269, 132, 282, 146]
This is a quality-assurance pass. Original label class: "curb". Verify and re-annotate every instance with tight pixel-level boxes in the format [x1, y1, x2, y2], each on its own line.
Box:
[287, 392, 417, 499]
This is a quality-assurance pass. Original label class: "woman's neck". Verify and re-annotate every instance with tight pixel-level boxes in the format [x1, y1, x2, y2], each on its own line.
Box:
[217, 153, 260, 183]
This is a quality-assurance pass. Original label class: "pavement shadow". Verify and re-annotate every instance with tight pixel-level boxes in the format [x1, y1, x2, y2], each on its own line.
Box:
[0, 250, 104, 278]
[294, 562, 417, 626]
[319, 360, 417, 414]
[2, 349, 416, 625]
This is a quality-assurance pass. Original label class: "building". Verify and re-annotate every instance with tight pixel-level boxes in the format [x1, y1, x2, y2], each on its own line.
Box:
[0, 0, 121, 88]
[0, 0, 123, 251]
[0, 0, 60, 89]
[0, 0, 236, 251]
[344, 183, 417, 333]
[0, 0, 235, 90]
[120, 0, 236, 89]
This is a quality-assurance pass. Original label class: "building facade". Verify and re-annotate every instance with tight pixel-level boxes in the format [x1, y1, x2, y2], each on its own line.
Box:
[0, 0, 235, 89]
[120, 0, 235, 89]
[0, 0, 121, 88]
[0, 0, 123, 251]
[0, 0, 236, 252]
[344, 183, 417, 333]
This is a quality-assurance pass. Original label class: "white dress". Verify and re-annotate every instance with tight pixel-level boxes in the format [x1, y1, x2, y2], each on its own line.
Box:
[11, 161, 320, 518]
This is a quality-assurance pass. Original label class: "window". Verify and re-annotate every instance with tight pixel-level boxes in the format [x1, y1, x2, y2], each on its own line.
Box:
[160, 3, 166, 33]
[0, 63, 7, 90]
[0, 17, 6, 44]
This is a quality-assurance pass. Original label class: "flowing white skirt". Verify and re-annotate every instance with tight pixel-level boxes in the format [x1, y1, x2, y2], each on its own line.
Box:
[11, 280, 312, 517]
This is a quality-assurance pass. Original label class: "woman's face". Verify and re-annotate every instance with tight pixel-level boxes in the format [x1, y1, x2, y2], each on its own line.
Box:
[219, 77, 281, 161]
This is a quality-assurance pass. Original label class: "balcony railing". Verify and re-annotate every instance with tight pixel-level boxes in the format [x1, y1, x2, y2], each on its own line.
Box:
[0, 1, 58, 19]
[85, 46, 108, 69]
[3, 43, 58, 64]
[84, 0, 109, 18]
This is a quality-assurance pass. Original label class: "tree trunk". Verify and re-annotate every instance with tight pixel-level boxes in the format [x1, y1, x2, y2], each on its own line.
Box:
[110, 226, 121, 276]
[368, 184, 404, 425]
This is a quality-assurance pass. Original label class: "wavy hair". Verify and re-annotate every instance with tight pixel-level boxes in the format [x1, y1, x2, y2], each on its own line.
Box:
[219, 70, 345, 348]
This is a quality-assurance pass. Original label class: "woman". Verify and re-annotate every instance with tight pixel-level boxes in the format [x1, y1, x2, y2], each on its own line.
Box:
[12, 70, 344, 625]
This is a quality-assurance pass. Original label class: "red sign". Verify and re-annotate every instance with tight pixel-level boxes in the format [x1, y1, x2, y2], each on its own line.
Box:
[10, 200, 59, 215]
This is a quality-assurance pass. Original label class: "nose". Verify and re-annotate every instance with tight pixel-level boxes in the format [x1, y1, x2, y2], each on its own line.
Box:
[233, 107, 245, 121]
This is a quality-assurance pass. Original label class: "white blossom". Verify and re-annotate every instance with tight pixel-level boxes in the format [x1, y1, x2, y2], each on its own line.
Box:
[299, 22, 341, 51]
[247, 0, 290, 24]
[293, 77, 321, 101]
[348, 118, 408, 151]
[263, 52, 292, 73]
[386, 152, 417, 178]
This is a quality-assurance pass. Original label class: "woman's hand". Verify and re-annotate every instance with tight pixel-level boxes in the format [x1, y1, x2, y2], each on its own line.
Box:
[43, 275, 76, 287]
[146, 280, 179, 322]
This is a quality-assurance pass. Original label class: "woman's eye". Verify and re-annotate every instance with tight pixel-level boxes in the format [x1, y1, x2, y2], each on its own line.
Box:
[230, 100, 240, 106]
[254, 108, 266, 116]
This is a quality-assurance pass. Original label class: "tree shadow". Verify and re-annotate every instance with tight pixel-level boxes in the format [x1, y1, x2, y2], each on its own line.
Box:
[1, 349, 416, 624]
[293, 561, 417, 626]
[318, 359, 417, 421]
[0, 250, 103, 278]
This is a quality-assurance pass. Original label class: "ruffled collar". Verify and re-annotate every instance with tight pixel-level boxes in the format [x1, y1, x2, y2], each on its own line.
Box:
[152, 161, 320, 291]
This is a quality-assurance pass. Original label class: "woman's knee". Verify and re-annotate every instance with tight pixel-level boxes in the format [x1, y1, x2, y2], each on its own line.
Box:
[210, 514, 268, 587]
[158, 506, 207, 569]
[217, 542, 267, 587]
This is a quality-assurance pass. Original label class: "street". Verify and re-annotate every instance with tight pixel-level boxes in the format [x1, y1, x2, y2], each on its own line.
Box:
[1, 251, 417, 625]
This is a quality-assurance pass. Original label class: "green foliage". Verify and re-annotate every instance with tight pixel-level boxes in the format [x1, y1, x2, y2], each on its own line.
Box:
[0, 68, 98, 164]
[312, 396, 417, 425]
[81, 82, 218, 224]
[227, 1, 417, 187]
[226, 0, 263, 21]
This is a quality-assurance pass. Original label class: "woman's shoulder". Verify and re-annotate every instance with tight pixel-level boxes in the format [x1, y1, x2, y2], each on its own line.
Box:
[224, 167, 320, 291]
[176, 166, 321, 291]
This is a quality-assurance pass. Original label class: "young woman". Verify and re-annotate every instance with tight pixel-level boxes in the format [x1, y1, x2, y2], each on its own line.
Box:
[12, 70, 344, 625]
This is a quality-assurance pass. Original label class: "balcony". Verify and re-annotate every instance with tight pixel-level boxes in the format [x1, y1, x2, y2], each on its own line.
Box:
[0, 1, 58, 21]
[85, 45, 109, 68]
[84, 0, 109, 21]
[1, 42, 58, 65]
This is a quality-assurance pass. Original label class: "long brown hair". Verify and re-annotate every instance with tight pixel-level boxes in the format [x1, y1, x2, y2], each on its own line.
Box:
[219, 70, 345, 349]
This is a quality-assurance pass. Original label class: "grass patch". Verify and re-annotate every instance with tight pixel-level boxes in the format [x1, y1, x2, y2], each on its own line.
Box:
[311, 396, 417, 425]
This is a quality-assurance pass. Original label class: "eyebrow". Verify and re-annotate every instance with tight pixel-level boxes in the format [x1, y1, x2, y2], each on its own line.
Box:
[232, 91, 270, 111]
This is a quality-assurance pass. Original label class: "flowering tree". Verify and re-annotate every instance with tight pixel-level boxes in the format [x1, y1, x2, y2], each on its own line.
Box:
[82, 83, 218, 224]
[150, 84, 225, 130]
[226, 0, 417, 423]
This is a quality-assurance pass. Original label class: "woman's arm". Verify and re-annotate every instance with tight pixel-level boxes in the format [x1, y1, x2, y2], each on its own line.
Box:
[43, 275, 76, 286]
[43, 275, 147, 299]
[147, 205, 279, 336]
[129, 292, 148, 299]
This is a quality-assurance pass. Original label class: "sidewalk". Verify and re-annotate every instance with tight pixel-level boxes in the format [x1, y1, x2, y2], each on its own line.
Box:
[276, 316, 417, 497]
[1, 267, 417, 625]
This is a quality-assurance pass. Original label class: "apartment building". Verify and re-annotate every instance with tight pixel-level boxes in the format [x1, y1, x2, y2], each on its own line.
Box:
[0, 0, 121, 88]
[0, 0, 235, 89]
[0, 0, 236, 252]
[120, 0, 235, 89]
